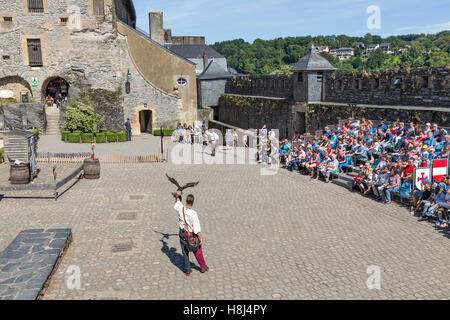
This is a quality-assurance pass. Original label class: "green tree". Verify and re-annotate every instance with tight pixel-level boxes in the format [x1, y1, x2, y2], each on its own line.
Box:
[427, 50, 450, 67]
[64, 101, 103, 133]
[366, 48, 386, 70]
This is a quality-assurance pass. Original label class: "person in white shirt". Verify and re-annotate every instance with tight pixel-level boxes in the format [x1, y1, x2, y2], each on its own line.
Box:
[174, 194, 209, 276]
[207, 130, 219, 157]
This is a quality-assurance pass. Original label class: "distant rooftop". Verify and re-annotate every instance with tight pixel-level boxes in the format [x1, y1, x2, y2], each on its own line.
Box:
[198, 60, 233, 80]
[165, 44, 225, 59]
[292, 45, 337, 72]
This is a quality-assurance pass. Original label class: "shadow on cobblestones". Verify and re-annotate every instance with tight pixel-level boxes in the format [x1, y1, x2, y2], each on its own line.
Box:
[156, 230, 201, 273]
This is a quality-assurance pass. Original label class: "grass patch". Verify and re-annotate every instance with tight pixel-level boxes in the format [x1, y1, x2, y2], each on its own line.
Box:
[153, 129, 175, 137]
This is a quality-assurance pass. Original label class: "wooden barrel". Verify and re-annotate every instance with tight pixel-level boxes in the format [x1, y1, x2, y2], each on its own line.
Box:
[10, 163, 30, 185]
[84, 158, 100, 179]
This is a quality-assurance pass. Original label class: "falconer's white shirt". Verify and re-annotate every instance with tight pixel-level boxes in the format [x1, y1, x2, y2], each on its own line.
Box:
[174, 201, 202, 234]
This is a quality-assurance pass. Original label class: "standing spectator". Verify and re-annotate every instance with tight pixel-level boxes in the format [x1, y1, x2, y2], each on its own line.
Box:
[232, 130, 238, 149]
[124, 118, 132, 141]
[225, 130, 232, 149]
[207, 130, 219, 157]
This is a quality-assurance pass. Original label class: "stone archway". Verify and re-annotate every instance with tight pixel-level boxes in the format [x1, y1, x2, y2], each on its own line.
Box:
[0, 76, 32, 102]
[42, 77, 70, 102]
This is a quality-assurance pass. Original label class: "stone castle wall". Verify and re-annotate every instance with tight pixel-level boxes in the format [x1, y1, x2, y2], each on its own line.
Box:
[225, 75, 293, 99]
[0, 0, 196, 133]
[324, 68, 450, 107]
[224, 68, 450, 107]
[218, 94, 294, 139]
[0, 103, 46, 132]
[306, 103, 450, 133]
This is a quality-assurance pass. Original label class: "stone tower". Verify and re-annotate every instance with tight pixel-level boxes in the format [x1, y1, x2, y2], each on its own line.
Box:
[292, 44, 337, 103]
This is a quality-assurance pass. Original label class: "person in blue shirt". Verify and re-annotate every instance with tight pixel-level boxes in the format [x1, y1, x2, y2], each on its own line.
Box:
[423, 132, 437, 147]
[428, 148, 438, 160]
[124, 118, 132, 141]
[330, 133, 338, 149]
[377, 121, 387, 133]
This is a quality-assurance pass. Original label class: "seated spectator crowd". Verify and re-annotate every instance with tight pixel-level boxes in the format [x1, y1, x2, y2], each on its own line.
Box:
[279, 118, 450, 229]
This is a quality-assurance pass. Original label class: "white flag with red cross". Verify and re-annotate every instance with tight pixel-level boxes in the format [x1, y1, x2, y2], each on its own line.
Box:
[432, 159, 448, 183]
[414, 168, 431, 190]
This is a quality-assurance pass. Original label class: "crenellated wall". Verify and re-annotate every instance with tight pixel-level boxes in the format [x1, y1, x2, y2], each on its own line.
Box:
[324, 68, 450, 107]
[225, 75, 293, 99]
[224, 68, 450, 108]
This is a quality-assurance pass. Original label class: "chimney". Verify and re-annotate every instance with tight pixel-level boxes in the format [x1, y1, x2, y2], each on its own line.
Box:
[203, 50, 208, 71]
[149, 12, 164, 44]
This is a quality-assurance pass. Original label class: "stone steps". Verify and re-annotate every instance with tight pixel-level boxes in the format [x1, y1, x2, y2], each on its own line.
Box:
[45, 107, 60, 135]
[332, 178, 354, 190]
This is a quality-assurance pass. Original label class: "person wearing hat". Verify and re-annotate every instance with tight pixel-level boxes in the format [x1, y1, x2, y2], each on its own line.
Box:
[424, 123, 432, 135]
[124, 118, 132, 141]
[420, 182, 447, 220]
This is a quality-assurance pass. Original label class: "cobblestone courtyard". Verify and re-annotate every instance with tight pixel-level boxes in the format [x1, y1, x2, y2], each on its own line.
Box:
[0, 146, 449, 299]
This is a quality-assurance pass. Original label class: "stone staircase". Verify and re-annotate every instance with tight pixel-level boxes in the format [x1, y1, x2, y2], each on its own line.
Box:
[45, 106, 60, 135]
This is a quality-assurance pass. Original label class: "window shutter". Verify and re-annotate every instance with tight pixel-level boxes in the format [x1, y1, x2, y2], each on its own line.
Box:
[28, 0, 44, 13]
[27, 39, 43, 67]
[93, 0, 105, 15]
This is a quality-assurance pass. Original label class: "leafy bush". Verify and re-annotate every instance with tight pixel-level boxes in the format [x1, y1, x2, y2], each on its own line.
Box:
[81, 133, 94, 143]
[117, 131, 127, 142]
[95, 132, 106, 143]
[0, 148, 4, 164]
[63, 101, 103, 133]
[153, 129, 175, 136]
[32, 129, 39, 140]
[106, 132, 118, 143]
[68, 132, 81, 143]
[61, 130, 70, 141]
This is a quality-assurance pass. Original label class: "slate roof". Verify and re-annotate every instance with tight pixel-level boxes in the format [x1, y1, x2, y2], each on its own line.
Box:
[198, 60, 233, 80]
[165, 44, 225, 59]
[292, 44, 337, 72]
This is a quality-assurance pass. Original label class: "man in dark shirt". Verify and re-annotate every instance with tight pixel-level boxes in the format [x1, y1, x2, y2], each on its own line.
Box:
[124, 118, 132, 141]
[416, 181, 433, 220]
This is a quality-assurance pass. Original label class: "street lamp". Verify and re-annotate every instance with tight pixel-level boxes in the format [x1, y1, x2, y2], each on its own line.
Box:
[125, 70, 131, 94]
[160, 126, 164, 157]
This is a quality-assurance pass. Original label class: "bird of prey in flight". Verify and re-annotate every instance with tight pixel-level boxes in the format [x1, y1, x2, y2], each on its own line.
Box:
[166, 174, 199, 195]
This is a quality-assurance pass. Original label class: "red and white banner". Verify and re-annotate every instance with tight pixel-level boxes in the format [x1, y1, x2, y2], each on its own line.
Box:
[432, 159, 448, 183]
[414, 168, 431, 190]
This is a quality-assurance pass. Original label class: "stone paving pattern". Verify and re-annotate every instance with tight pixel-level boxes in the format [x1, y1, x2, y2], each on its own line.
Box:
[37, 134, 170, 156]
[0, 143, 449, 300]
[0, 163, 80, 186]
[0, 229, 72, 300]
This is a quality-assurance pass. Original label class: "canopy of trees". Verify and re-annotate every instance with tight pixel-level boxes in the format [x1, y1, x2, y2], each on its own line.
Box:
[212, 32, 450, 75]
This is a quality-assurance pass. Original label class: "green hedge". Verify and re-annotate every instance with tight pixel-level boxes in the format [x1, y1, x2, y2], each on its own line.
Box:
[81, 133, 94, 143]
[117, 131, 127, 142]
[61, 130, 70, 141]
[106, 132, 118, 143]
[95, 132, 106, 143]
[0, 148, 4, 164]
[153, 129, 175, 136]
[61, 130, 128, 143]
[68, 132, 81, 143]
